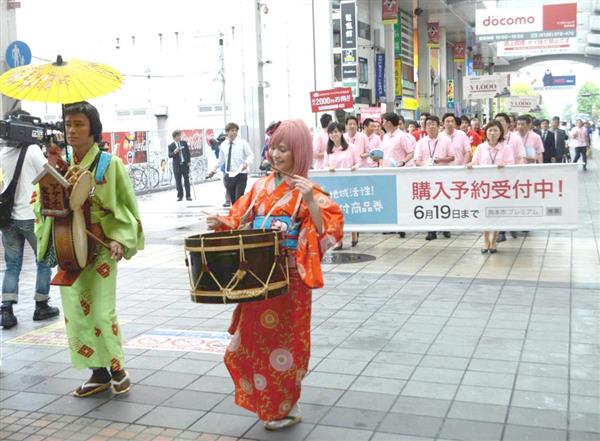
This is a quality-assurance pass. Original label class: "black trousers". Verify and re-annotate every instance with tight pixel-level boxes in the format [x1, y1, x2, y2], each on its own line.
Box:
[573, 146, 587, 167]
[224, 174, 248, 204]
[174, 164, 191, 199]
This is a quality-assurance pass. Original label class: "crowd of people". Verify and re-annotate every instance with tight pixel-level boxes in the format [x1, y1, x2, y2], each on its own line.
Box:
[309, 110, 594, 252]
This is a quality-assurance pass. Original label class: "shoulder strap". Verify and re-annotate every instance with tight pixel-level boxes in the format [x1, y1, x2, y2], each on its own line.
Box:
[94, 152, 112, 184]
[1, 145, 29, 196]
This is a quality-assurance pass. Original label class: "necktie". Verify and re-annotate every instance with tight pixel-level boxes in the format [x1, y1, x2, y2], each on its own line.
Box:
[226, 141, 233, 172]
[543, 131, 546, 141]
[178, 142, 184, 163]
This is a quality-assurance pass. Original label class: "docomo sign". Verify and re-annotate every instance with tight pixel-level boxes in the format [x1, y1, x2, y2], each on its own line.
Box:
[476, 3, 576, 42]
[310, 87, 354, 113]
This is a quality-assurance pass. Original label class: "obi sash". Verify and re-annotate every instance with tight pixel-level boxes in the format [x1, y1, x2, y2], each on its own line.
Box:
[253, 215, 300, 250]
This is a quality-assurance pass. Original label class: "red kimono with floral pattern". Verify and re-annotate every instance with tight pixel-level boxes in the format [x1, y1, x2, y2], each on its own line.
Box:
[218, 173, 343, 421]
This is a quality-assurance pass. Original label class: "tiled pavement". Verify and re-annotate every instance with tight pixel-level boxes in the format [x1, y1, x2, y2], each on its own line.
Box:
[1, 151, 599, 441]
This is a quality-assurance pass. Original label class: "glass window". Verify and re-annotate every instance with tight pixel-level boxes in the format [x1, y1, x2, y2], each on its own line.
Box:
[358, 21, 371, 41]
[333, 19, 341, 48]
[334, 53, 342, 82]
[359, 57, 368, 84]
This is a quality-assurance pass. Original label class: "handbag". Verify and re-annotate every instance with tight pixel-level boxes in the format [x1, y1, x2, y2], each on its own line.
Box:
[0, 146, 29, 229]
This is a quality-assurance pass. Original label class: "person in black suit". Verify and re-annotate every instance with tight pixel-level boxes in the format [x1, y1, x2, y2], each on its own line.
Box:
[550, 117, 570, 162]
[540, 119, 557, 163]
[168, 130, 192, 201]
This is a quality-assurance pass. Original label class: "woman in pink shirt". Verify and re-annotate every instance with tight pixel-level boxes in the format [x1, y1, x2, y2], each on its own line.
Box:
[344, 116, 370, 167]
[313, 114, 332, 169]
[467, 121, 515, 254]
[570, 119, 588, 171]
[325, 122, 360, 249]
[494, 113, 525, 164]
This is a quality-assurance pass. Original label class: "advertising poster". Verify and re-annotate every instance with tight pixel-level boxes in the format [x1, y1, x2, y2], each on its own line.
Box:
[463, 74, 510, 100]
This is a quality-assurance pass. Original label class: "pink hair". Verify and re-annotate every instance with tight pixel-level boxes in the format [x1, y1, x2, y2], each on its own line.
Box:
[268, 119, 312, 177]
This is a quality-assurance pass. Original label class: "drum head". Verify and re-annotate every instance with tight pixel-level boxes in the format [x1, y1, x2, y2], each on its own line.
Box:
[69, 170, 93, 208]
[71, 209, 88, 269]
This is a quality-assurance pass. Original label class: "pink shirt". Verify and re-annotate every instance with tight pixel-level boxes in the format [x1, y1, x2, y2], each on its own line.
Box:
[345, 131, 369, 167]
[505, 132, 526, 164]
[366, 133, 382, 150]
[570, 126, 588, 147]
[413, 135, 453, 166]
[472, 141, 515, 166]
[312, 130, 328, 169]
[324, 143, 360, 169]
[382, 128, 415, 167]
[441, 129, 471, 165]
[517, 130, 544, 159]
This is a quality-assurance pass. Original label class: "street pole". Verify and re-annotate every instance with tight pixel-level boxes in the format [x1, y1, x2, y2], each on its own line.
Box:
[0, 0, 19, 117]
[311, 0, 318, 128]
[218, 33, 227, 129]
[255, 1, 266, 152]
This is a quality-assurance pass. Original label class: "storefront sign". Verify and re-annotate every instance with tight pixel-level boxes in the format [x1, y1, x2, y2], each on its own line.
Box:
[463, 74, 509, 100]
[395, 58, 402, 99]
[341, 1, 357, 49]
[497, 37, 576, 56]
[476, 3, 577, 42]
[310, 164, 578, 232]
[375, 53, 385, 98]
[427, 22, 440, 46]
[447, 79, 455, 108]
[310, 88, 354, 113]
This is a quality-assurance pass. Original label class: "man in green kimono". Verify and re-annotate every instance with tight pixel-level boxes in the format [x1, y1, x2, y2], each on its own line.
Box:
[35, 102, 144, 397]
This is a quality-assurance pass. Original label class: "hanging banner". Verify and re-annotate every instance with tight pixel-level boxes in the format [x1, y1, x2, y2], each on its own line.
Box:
[180, 129, 204, 158]
[507, 95, 542, 113]
[476, 3, 577, 43]
[427, 22, 440, 47]
[497, 38, 577, 56]
[309, 164, 578, 232]
[382, 0, 398, 25]
[473, 54, 485, 70]
[463, 74, 510, 100]
[447, 79, 455, 108]
[375, 53, 385, 98]
[341, 1, 358, 97]
[453, 42, 466, 62]
[360, 107, 382, 124]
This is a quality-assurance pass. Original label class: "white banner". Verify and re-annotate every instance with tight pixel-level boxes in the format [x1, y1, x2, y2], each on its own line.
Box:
[463, 74, 509, 100]
[497, 38, 577, 57]
[309, 165, 578, 232]
[507, 95, 541, 113]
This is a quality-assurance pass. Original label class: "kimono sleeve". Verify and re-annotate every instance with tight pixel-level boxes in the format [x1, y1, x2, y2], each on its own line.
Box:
[96, 157, 144, 259]
[295, 192, 343, 289]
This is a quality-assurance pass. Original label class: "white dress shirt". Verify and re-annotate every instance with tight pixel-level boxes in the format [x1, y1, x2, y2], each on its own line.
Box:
[217, 136, 254, 176]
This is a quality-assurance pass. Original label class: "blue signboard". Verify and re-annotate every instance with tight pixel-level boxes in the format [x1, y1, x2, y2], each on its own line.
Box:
[311, 174, 397, 225]
[375, 53, 385, 98]
[5, 40, 31, 68]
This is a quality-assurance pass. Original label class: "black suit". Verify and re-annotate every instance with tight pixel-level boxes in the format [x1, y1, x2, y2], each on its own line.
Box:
[540, 130, 556, 163]
[168, 140, 191, 199]
[551, 129, 569, 162]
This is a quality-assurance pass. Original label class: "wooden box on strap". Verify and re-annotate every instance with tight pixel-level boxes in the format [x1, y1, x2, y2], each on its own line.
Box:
[184, 229, 289, 304]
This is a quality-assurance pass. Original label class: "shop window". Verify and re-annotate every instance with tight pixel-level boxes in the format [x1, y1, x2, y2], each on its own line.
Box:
[334, 53, 342, 82]
[359, 57, 368, 84]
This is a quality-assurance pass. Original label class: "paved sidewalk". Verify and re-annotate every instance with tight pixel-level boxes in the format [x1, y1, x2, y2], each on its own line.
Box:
[1, 160, 598, 441]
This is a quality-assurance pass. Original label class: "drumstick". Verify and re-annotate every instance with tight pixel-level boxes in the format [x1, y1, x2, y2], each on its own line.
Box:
[271, 166, 330, 196]
[86, 230, 111, 250]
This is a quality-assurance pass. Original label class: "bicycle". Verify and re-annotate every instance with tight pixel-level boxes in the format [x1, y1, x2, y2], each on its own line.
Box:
[128, 165, 148, 193]
[189, 156, 208, 184]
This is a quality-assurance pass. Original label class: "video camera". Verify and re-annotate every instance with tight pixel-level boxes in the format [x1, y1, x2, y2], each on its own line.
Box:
[0, 114, 63, 146]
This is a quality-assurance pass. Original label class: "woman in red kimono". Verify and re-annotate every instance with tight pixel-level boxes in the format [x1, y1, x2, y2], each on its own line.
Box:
[207, 119, 343, 430]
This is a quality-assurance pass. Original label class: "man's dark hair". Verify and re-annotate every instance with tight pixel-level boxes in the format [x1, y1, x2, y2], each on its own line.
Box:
[460, 115, 471, 124]
[516, 115, 531, 124]
[419, 112, 431, 119]
[362, 118, 374, 128]
[345, 115, 358, 125]
[225, 122, 239, 132]
[320, 113, 333, 129]
[441, 113, 458, 125]
[540, 119, 549, 124]
[552, 116, 560, 122]
[425, 115, 440, 127]
[326, 122, 349, 154]
[172, 130, 181, 138]
[64, 101, 103, 142]
[494, 112, 510, 125]
[381, 112, 400, 126]
[407, 120, 417, 127]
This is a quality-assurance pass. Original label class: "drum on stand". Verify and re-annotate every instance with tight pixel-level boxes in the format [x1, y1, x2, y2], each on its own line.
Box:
[184, 229, 289, 304]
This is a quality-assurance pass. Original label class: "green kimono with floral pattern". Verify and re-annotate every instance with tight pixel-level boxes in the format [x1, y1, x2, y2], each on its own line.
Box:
[35, 144, 144, 370]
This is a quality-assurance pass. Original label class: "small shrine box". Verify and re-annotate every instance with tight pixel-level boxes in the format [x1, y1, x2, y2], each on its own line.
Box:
[33, 163, 71, 217]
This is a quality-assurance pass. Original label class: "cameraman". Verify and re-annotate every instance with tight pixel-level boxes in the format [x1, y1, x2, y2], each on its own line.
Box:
[0, 110, 59, 329]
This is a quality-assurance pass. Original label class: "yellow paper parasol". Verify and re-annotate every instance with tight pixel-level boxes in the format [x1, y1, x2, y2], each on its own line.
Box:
[0, 55, 123, 104]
